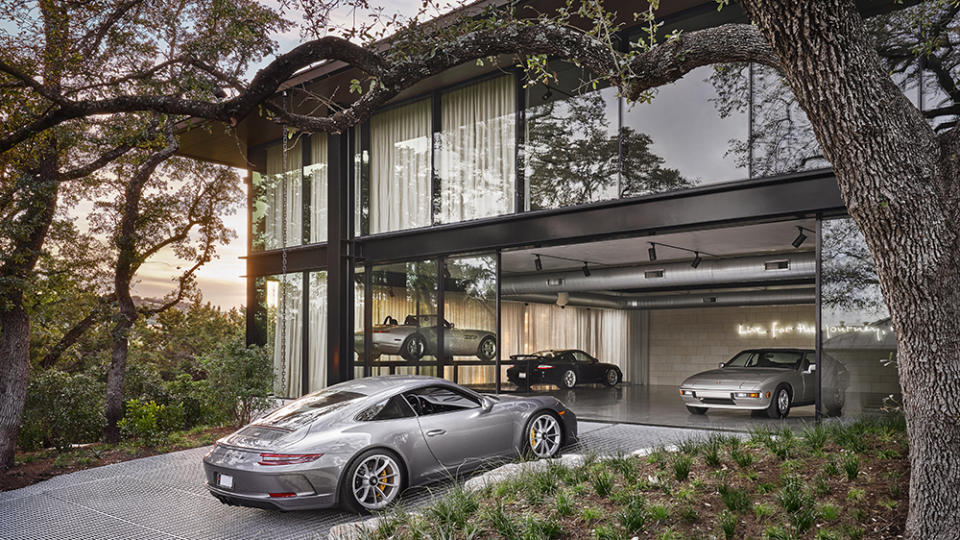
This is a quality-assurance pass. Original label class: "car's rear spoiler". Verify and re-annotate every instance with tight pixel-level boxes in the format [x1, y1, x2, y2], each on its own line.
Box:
[509, 354, 541, 361]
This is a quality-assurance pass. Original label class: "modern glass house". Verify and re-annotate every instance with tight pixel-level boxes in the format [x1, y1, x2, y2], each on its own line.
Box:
[179, 0, 940, 427]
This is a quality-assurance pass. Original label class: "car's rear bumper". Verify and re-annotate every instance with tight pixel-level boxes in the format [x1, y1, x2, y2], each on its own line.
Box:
[680, 388, 771, 410]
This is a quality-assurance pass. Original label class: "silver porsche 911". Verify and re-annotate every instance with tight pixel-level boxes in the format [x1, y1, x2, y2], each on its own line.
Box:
[679, 348, 848, 418]
[203, 376, 577, 513]
[354, 315, 497, 362]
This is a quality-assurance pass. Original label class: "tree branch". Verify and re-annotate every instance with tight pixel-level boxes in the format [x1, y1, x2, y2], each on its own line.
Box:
[39, 299, 112, 369]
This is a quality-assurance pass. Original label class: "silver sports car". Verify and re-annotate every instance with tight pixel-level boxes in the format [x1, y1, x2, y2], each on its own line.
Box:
[354, 315, 497, 361]
[679, 348, 848, 418]
[203, 376, 577, 512]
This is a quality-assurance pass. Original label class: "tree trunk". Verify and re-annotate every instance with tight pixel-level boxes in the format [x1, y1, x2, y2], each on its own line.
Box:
[102, 296, 136, 443]
[741, 1, 960, 537]
[0, 306, 31, 470]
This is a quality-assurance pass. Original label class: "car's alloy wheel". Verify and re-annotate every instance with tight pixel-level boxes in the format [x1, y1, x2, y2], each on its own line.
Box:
[526, 413, 562, 458]
[349, 452, 402, 511]
[400, 334, 426, 361]
[560, 369, 577, 389]
[603, 369, 619, 387]
[766, 385, 791, 418]
[477, 336, 496, 361]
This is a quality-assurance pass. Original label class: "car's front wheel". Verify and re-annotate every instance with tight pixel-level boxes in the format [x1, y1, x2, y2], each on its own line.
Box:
[340, 449, 405, 513]
[399, 334, 426, 361]
[559, 369, 577, 389]
[603, 368, 620, 387]
[477, 335, 496, 361]
[766, 384, 792, 418]
[686, 406, 707, 415]
[524, 412, 563, 458]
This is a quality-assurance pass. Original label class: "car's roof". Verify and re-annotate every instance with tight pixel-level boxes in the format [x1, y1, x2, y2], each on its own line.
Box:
[325, 375, 460, 395]
[739, 348, 814, 353]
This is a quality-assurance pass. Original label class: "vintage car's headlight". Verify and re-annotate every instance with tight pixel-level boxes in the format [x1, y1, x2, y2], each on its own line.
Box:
[680, 389, 695, 396]
[733, 392, 761, 399]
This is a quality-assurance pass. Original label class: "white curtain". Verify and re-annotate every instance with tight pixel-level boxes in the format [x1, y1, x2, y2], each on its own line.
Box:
[308, 272, 328, 391]
[265, 140, 303, 250]
[438, 75, 516, 223]
[309, 134, 328, 244]
[370, 100, 432, 233]
[269, 274, 303, 397]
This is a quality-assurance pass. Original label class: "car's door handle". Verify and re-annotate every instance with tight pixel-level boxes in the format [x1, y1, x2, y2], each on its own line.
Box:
[426, 429, 446, 437]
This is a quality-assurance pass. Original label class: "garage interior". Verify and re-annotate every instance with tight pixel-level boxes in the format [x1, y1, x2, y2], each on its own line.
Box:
[498, 219, 822, 429]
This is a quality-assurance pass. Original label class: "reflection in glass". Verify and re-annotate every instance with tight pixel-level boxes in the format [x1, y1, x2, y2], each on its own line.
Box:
[307, 134, 328, 244]
[353, 266, 365, 380]
[821, 218, 900, 417]
[437, 75, 516, 223]
[443, 254, 498, 385]
[252, 140, 303, 251]
[308, 271, 328, 391]
[369, 100, 432, 233]
[257, 273, 303, 398]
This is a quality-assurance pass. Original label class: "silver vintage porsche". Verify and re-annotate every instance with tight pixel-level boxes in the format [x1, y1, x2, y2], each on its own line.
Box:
[679, 348, 848, 418]
[354, 315, 497, 361]
[203, 375, 577, 513]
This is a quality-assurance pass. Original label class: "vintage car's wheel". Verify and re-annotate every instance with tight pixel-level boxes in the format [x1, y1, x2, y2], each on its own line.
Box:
[523, 412, 562, 458]
[477, 335, 497, 361]
[766, 384, 792, 418]
[825, 387, 845, 417]
[559, 369, 577, 389]
[603, 368, 620, 387]
[399, 334, 426, 361]
[340, 449, 405, 513]
[686, 406, 707, 415]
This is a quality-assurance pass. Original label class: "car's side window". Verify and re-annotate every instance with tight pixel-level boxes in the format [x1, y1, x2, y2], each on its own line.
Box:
[356, 394, 416, 421]
[574, 351, 596, 364]
[762, 351, 804, 369]
[404, 385, 480, 416]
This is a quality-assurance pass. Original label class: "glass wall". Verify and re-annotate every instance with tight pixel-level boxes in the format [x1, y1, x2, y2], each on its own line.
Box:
[255, 273, 304, 398]
[251, 139, 303, 251]
[442, 254, 498, 385]
[369, 100, 433, 234]
[524, 63, 620, 210]
[308, 271, 328, 391]
[307, 134, 328, 244]
[820, 218, 900, 416]
[437, 75, 516, 223]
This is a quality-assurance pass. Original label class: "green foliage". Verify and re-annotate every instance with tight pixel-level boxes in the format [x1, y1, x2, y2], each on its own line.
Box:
[117, 399, 179, 446]
[554, 490, 574, 517]
[718, 483, 752, 514]
[702, 435, 723, 467]
[200, 337, 273, 426]
[18, 370, 105, 451]
[592, 469, 614, 497]
[730, 446, 756, 468]
[718, 510, 737, 540]
[818, 503, 841, 521]
[841, 453, 861, 481]
[672, 454, 692, 481]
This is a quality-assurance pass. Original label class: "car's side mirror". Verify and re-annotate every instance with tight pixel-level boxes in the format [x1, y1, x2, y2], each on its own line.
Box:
[480, 397, 494, 412]
[804, 364, 817, 374]
[718, 362, 725, 369]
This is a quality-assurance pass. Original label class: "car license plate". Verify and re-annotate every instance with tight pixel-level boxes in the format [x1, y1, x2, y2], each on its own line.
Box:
[218, 474, 233, 489]
[518, 372, 526, 378]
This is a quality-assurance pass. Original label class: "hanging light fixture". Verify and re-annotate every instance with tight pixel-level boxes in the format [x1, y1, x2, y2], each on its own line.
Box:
[792, 226, 808, 248]
[648, 243, 657, 261]
[582, 262, 591, 277]
[691, 251, 702, 269]
[534, 255, 543, 271]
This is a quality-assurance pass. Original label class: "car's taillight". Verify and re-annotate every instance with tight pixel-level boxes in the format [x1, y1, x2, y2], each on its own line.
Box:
[536, 364, 554, 369]
[258, 453, 323, 466]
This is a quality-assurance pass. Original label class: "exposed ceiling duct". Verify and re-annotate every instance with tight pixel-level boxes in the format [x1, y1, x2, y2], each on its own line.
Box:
[501, 252, 815, 295]
[504, 288, 816, 310]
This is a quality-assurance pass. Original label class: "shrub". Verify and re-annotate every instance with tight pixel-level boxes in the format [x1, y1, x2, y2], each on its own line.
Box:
[162, 374, 219, 428]
[200, 337, 273, 426]
[719, 484, 752, 514]
[672, 454, 692, 481]
[841, 452, 860, 481]
[19, 370, 105, 451]
[118, 399, 172, 446]
[592, 469, 614, 497]
[718, 510, 737, 540]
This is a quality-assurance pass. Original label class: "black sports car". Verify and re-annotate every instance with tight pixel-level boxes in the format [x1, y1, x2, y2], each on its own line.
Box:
[506, 349, 622, 389]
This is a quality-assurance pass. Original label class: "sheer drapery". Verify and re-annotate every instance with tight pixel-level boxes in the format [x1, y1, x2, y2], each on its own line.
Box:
[308, 272, 328, 391]
[308, 134, 328, 244]
[438, 75, 516, 223]
[263, 140, 303, 250]
[267, 274, 303, 397]
[370, 100, 432, 233]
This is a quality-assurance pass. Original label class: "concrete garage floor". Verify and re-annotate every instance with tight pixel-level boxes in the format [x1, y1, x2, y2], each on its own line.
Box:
[0, 422, 711, 540]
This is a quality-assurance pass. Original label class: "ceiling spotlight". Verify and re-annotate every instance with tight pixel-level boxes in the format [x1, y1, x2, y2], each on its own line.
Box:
[582, 262, 591, 277]
[691, 252, 702, 269]
[792, 227, 808, 248]
[534, 255, 543, 272]
[648, 243, 657, 262]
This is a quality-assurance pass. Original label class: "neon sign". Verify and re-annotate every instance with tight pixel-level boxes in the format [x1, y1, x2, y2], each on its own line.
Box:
[825, 324, 889, 341]
[737, 322, 816, 339]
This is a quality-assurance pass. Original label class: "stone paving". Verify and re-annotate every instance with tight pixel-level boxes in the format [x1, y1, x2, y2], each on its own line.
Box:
[0, 422, 714, 540]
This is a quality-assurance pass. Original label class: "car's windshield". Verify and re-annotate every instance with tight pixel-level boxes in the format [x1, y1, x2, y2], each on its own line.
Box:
[257, 389, 366, 430]
[724, 351, 804, 370]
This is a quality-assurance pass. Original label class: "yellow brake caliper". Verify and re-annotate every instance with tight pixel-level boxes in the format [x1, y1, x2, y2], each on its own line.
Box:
[379, 465, 391, 492]
[530, 427, 537, 448]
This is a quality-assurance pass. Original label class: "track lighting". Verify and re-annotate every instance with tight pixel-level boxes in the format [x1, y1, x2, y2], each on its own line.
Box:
[534, 255, 542, 271]
[582, 262, 591, 277]
[691, 252, 702, 269]
[792, 226, 808, 248]
[648, 243, 657, 261]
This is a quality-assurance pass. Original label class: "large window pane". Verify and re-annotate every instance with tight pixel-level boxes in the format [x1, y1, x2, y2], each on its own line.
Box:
[442, 254, 498, 386]
[438, 76, 516, 223]
[524, 63, 620, 210]
[255, 273, 303, 398]
[821, 218, 900, 417]
[308, 271, 328, 391]
[308, 134, 328, 244]
[369, 100, 432, 233]
[251, 140, 303, 251]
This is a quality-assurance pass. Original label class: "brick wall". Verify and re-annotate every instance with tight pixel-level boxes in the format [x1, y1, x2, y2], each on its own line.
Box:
[648, 305, 816, 386]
